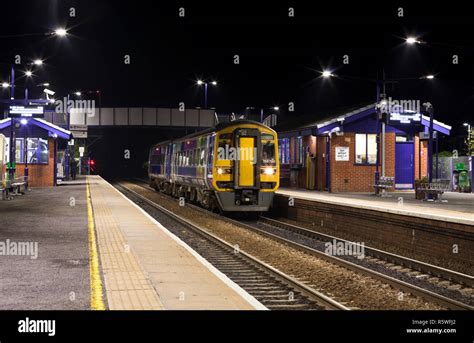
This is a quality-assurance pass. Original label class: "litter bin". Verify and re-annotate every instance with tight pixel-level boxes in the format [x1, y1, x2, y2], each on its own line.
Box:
[454, 163, 470, 193]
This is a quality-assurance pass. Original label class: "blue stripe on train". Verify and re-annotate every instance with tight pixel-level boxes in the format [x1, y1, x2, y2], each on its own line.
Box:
[177, 166, 197, 177]
[150, 165, 162, 174]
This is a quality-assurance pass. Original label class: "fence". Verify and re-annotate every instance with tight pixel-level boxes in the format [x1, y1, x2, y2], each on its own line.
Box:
[434, 156, 472, 191]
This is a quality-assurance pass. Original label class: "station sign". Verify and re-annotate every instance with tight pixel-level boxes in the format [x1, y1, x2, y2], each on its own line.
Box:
[8, 105, 44, 118]
[419, 131, 438, 140]
[388, 112, 421, 125]
[70, 124, 88, 139]
[335, 146, 350, 161]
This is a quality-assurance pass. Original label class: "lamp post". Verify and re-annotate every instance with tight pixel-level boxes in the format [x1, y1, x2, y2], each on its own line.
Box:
[197, 80, 217, 108]
[464, 123, 472, 155]
[423, 102, 435, 186]
[259, 106, 279, 124]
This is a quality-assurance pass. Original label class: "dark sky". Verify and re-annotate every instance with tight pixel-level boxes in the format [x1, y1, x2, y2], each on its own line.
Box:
[1, 1, 473, 136]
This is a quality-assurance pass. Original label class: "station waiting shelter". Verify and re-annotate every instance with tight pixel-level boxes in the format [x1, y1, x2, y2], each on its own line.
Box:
[0, 117, 71, 187]
[275, 103, 452, 193]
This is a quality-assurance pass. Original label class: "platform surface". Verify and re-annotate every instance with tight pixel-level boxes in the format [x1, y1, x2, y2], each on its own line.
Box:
[277, 188, 474, 225]
[88, 175, 263, 310]
[0, 183, 90, 309]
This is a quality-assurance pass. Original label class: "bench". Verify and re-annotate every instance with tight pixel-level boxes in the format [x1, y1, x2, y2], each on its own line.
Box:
[11, 176, 27, 195]
[1, 177, 28, 199]
[373, 176, 395, 197]
[418, 179, 450, 202]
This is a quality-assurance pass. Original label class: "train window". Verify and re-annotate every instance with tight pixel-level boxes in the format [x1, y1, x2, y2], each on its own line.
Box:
[200, 149, 206, 166]
[194, 149, 199, 166]
[261, 135, 276, 165]
[218, 133, 233, 150]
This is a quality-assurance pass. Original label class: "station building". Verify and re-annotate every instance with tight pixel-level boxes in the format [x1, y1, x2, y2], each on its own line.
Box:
[276, 103, 451, 192]
[0, 116, 71, 187]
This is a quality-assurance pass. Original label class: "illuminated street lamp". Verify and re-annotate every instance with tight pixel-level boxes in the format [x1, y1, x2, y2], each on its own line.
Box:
[196, 79, 218, 108]
[405, 37, 420, 45]
[74, 91, 82, 96]
[322, 70, 333, 78]
[33, 59, 43, 66]
[421, 74, 435, 80]
[25, 70, 33, 77]
[1, 82, 10, 88]
[54, 28, 68, 37]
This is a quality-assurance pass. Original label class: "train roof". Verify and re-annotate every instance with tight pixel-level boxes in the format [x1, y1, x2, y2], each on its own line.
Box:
[152, 119, 275, 147]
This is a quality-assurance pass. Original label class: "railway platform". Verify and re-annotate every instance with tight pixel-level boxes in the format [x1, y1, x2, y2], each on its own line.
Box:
[276, 188, 474, 225]
[87, 175, 263, 310]
[273, 188, 474, 271]
[0, 175, 264, 310]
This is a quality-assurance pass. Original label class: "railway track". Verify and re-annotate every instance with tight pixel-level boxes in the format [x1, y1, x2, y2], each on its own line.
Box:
[128, 179, 473, 310]
[114, 181, 349, 311]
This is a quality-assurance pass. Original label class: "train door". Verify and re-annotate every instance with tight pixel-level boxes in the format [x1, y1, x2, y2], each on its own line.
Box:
[234, 128, 260, 188]
[206, 135, 215, 182]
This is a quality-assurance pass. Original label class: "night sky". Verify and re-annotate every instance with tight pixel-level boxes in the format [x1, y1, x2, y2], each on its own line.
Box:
[1, 1, 473, 172]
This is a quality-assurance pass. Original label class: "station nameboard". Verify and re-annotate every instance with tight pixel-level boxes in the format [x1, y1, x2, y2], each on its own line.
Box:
[70, 124, 88, 139]
[388, 112, 421, 125]
[9, 105, 44, 118]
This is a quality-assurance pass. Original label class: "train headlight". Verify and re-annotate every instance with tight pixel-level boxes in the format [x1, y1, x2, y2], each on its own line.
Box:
[217, 167, 232, 175]
[263, 167, 276, 175]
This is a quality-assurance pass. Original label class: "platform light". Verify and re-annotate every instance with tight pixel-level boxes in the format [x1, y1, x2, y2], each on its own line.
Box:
[322, 70, 333, 78]
[273, 106, 279, 111]
[1, 82, 10, 88]
[463, 123, 469, 126]
[54, 28, 68, 37]
[425, 75, 435, 79]
[197, 80, 203, 85]
[20, 118, 28, 125]
[74, 91, 82, 96]
[211, 81, 217, 86]
[43, 88, 55, 96]
[33, 59, 43, 66]
[25, 70, 33, 77]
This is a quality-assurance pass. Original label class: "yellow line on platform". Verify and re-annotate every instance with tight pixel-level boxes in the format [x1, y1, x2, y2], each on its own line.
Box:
[86, 176, 106, 310]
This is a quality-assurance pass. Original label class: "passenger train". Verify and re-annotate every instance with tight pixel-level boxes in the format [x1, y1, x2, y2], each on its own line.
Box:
[148, 120, 279, 212]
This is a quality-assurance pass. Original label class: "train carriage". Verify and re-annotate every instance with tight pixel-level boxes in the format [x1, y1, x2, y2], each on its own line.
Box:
[148, 120, 279, 212]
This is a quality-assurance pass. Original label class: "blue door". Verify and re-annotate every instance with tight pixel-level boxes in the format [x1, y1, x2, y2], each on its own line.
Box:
[395, 142, 414, 189]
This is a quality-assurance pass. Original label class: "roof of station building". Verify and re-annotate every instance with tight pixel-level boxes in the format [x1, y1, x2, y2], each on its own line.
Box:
[275, 102, 452, 136]
[0, 117, 71, 140]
